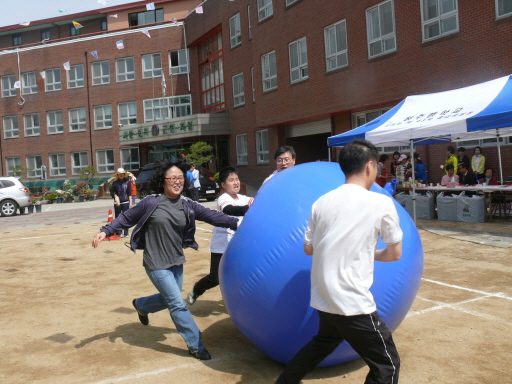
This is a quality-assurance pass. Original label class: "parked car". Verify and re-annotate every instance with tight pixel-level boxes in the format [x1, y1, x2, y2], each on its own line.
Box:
[136, 162, 220, 201]
[0, 177, 31, 217]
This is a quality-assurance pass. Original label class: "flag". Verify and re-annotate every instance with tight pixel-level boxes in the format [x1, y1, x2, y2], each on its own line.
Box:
[20, 22, 30, 26]
[170, 17, 178, 24]
[58, 9, 67, 13]
[116, 40, 124, 49]
[97, 0, 106, 5]
[196, 6, 203, 14]
[141, 29, 151, 38]
[40, 71, 46, 79]
[63, 61, 70, 71]
[109, 14, 118, 18]
[14, 81, 21, 89]
[146, 2, 155, 11]
[91, 51, 98, 60]
[72, 21, 83, 29]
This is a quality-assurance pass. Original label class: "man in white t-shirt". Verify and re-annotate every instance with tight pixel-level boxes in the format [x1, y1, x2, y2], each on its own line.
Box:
[262, 146, 296, 184]
[276, 140, 403, 384]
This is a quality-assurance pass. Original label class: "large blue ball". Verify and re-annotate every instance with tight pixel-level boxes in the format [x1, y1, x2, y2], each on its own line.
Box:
[219, 162, 423, 366]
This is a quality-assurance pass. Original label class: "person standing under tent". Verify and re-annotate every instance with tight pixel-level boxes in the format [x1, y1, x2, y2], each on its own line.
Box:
[442, 146, 458, 175]
[471, 146, 486, 178]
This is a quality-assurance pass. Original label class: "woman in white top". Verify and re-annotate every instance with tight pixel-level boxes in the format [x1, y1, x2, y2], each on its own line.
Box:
[471, 146, 486, 177]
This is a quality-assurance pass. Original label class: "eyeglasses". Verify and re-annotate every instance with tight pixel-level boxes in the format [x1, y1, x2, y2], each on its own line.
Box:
[277, 157, 292, 164]
[165, 176, 184, 182]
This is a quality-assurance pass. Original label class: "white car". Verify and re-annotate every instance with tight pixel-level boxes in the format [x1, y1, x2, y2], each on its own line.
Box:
[0, 177, 31, 217]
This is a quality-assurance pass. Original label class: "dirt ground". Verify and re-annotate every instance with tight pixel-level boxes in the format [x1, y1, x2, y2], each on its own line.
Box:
[0, 215, 511, 384]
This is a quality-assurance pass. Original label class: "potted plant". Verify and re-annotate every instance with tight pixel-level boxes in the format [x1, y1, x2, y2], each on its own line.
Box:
[74, 180, 87, 202]
[27, 197, 36, 214]
[85, 189, 95, 201]
[55, 189, 65, 204]
[46, 192, 57, 204]
[62, 180, 74, 203]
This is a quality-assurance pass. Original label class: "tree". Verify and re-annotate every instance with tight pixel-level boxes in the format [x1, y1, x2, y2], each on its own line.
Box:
[185, 142, 214, 168]
[11, 166, 32, 179]
[78, 166, 98, 185]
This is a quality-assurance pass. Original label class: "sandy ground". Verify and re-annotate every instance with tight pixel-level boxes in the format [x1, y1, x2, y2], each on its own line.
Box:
[0, 207, 511, 384]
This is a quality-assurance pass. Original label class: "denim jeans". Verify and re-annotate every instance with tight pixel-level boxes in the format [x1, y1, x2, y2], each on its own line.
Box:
[135, 265, 204, 352]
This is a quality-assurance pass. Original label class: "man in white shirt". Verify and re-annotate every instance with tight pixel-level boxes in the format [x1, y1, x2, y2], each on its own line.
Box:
[276, 140, 403, 384]
[263, 146, 296, 184]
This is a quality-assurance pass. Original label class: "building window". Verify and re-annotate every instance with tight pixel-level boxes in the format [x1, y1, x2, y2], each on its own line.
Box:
[68, 64, 84, 88]
[236, 134, 248, 165]
[26, 155, 42, 178]
[92, 61, 110, 85]
[121, 147, 140, 171]
[199, 33, 225, 113]
[232, 73, 245, 107]
[497, 0, 512, 18]
[421, 0, 458, 41]
[169, 50, 188, 75]
[47, 110, 64, 134]
[2, 75, 16, 97]
[286, 0, 300, 5]
[24, 113, 40, 136]
[13, 33, 22, 46]
[116, 57, 135, 82]
[22, 72, 38, 94]
[49, 153, 66, 176]
[143, 95, 192, 122]
[255, 129, 269, 164]
[128, 8, 164, 26]
[45, 68, 61, 91]
[352, 108, 391, 128]
[3, 116, 19, 138]
[94, 105, 112, 129]
[69, 108, 86, 131]
[229, 13, 242, 48]
[289, 37, 308, 83]
[70, 25, 81, 36]
[71, 151, 88, 174]
[324, 20, 348, 72]
[251, 67, 255, 102]
[41, 29, 50, 41]
[96, 149, 115, 173]
[118, 102, 137, 126]
[366, 0, 396, 58]
[6, 157, 21, 177]
[261, 51, 277, 92]
[248, 5, 252, 39]
[101, 18, 107, 31]
[143, 53, 162, 78]
[257, 0, 273, 22]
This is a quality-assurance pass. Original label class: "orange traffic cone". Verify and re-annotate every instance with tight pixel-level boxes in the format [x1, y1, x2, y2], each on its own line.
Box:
[104, 209, 120, 241]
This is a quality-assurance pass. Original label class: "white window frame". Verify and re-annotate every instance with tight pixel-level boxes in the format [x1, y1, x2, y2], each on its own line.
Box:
[1, 75, 16, 98]
[251, 67, 255, 102]
[496, 0, 512, 19]
[96, 149, 115, 173]
[69, 108, 86, 132]
[67, 64, 84, 88]
[232, 73, 245, 107]
[45, 68, 61, 91]
[94, 105, 113, 129]
[26, 155, 42, 178]
[118, 102, 138, 126]
[421, 0, 458, 42]
[289, 37, 308, 83]
[324, 20, 348, 72]
[236, 134, 248, 165]
[3, 116, 19, 138]
[257, 0, 273, 22]
[116, 57, 135, 82]
[143, 95, 192, 122]
[261, 51, 277, 92]
[255, 129, 269, 164]
[286, 0, 300, 6]
[92, 61, 110, 85]
[169, 49, 189, 75]
[247, 5, 252, 39]
[22, 72, 38, 94]
[229, 13, 242, 48]
[352, 108, 391, 128]
[366, 0, 397, 59]
[6, 157, 21, 177]
[49, 153, 66, 176]
[120, 147, 140, 171]
[47, 110, 64, 134]
[71, 151, 89, 174]
[24, 113, 40, 136]
[142, 53, 162, 78]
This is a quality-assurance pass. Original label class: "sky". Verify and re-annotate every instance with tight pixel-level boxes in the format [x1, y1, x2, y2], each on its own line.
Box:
[0, 0, 140, 28]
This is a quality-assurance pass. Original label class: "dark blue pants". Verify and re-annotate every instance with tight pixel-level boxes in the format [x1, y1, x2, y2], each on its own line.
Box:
[114, 202, 129, 236]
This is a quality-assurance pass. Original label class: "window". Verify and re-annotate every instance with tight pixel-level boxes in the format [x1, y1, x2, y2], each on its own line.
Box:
[69, 108, 86, 131]
[70, 25, 80, 36]
[497, 0, 512, 18]
[96, 149, 115, 173]
[94, 105, 112, 129]
[257, 0, 273, 22]
[47, 110, 64, 134]
[236, 134, 248, 165]
[421, 0, 458, 41]
[199, 33, 225, 112]
[3, 116, 19, 138]
[286, 0, 300, 5]
[142, 53, 162, 78]
[22, 72, 38, 94]
[118, 102, 137, 125]
[6, 157, 21, 177]
[366, 0, 396, 58]
[101, 18, 107, 31]
[2, 75, 16, 97]
[169, 49, 188, 75]
[251, 67, 256, 102]
[261, 51, 277, 92]
[13, 33, 22, 46]
[71, 151, 88, 174]
[49, 153, 66, 176]
[143, 95, 192, 122]
[92, 61, 110, 85]
[68, 64, 84, 88]
[116, 57, 135, 82]
[41, 29, 50, 41]
[26, 155, 42, 178]
[324, 20, 348, 72]
[289, 37, 308, 83]
[229, 13, 242, 48]
[232, 73, 245, 107]
[24, 113, 40, 136]
[255, 129, 269, 163]
[128, 8, 164, 26]
[121, 148, 140, 171]
[248, 5, 252, 39]
[352, 108, 391, 128]
[45, 68, 61, 91]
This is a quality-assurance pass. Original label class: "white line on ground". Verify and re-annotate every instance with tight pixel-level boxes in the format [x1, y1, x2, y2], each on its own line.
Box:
[196, 227, 213, 233]
[0, 232, 97, 242]
[422, 278, 512, 301]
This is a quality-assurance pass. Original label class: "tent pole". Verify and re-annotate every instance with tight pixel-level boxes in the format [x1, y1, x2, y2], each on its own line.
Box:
[497, 133, 504, 184]
[410, 139, 417, 224]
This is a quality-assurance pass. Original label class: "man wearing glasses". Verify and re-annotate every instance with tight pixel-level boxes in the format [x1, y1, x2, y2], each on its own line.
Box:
[263, 146, 297, 184]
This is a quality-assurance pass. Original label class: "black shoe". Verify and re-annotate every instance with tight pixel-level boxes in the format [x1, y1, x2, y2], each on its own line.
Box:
[132, 299, 149, 326]
[189, 348, 211, 360]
